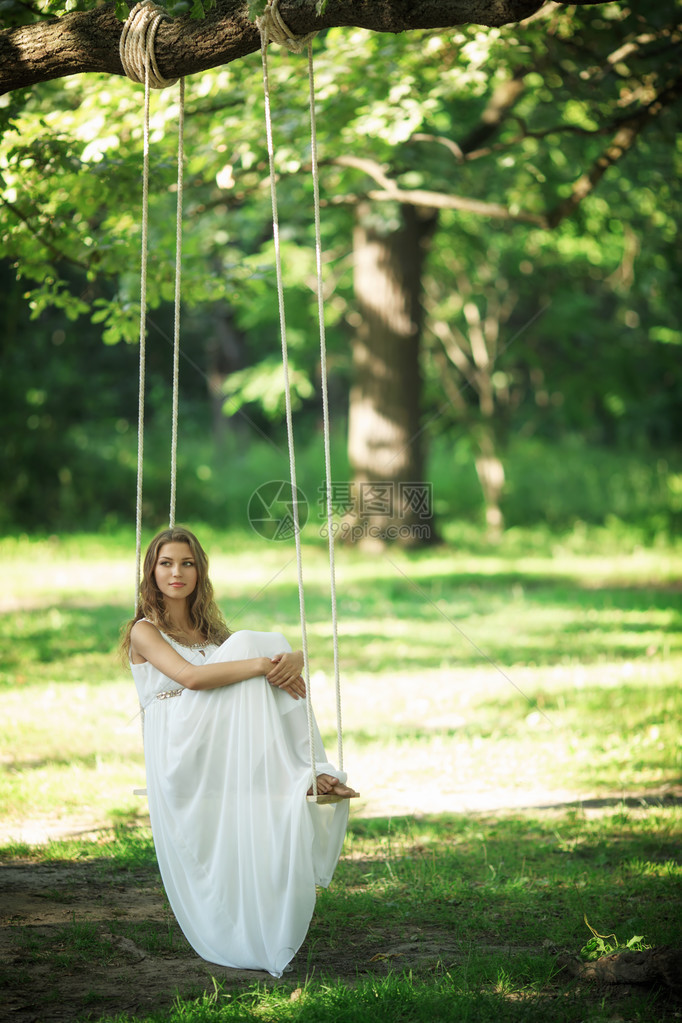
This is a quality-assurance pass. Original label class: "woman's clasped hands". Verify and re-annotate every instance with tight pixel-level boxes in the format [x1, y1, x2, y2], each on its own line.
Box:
[266, 650, 306, 700]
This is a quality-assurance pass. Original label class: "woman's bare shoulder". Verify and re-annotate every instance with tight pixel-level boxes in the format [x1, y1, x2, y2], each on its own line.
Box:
[130, 619, 165, 663]
[131, 618, 158, 634]
[131, 619, 162, 640]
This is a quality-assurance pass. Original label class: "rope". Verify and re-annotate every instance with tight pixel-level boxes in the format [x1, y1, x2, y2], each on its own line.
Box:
[121, 0, 183, 757]
[121, 0, 184, 579]
[256, 0, 317, 54]
[132, 26, 153, 608]
[258, 2, 346, 790]
[258, 8, 318, 797]
[120, 0, 178, 90]
[306, 42, 344, 771]
[169, 77, 185, 528]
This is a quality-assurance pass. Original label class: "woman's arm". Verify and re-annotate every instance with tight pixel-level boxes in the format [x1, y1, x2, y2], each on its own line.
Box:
[131, 621, 304, 696]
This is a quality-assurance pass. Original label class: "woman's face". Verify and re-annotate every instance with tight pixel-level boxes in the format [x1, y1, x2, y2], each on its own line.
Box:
[154, 542, 198, 602]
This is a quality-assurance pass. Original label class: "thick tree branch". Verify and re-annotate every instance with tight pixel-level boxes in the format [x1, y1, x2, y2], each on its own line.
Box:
[1, 0, 612, 94]
[333, 68, 682, 231]
[333, 154, 546, 225]
[547, 71, 682, 227]
[366, 184, 545, 224]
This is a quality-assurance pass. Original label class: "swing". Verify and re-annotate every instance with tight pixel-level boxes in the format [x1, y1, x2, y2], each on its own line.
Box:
[121, 0, 357, 805]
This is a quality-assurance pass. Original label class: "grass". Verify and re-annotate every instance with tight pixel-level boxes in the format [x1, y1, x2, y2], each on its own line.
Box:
[92, 977, 669, 1023]
[2, 523, 680, 823]
[2, 801, 679, 1020]
[2, 805, 679, 1021]
[1, 522, 681, 1021]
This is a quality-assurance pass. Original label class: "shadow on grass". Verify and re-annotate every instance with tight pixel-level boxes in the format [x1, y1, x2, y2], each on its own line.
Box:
[3, 568, 681, 683]
[1, 804, 679, 1022]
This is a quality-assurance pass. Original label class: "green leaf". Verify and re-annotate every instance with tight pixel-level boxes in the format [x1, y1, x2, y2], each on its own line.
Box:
[649, 327, 682, 346]
[247, 0, 267, 21]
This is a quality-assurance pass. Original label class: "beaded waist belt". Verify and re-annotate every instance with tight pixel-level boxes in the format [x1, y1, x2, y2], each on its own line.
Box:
[156, 688, 184, 701]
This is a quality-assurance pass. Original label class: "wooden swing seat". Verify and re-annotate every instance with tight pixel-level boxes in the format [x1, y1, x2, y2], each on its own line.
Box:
[307, 791, 360, 804]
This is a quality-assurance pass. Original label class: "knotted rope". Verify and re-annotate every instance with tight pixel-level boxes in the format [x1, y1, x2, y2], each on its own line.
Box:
[256, 0, 317, 54]
[120, 0, 178, 89]
[258, 1, 345, 798]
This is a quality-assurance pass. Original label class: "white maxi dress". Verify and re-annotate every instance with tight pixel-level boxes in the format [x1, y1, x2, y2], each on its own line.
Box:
[131, 629, 349, 977]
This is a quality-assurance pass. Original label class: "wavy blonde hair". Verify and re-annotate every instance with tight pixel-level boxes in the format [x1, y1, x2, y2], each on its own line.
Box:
[121, 526, 230, 656]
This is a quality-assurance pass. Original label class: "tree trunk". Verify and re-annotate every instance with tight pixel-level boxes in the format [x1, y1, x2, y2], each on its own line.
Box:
[346, 202, 437, 548]
[206, 305, 243, 446]
[474, 426, 505, 541]
[557, 947, 682, 992]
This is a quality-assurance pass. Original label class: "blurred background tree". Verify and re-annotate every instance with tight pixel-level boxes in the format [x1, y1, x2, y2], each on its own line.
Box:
[0, 1, 680, 538]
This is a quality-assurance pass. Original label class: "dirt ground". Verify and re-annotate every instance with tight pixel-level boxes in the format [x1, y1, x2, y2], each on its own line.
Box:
[0, 853, 522, 1023]
[3, 788, 679, 1022]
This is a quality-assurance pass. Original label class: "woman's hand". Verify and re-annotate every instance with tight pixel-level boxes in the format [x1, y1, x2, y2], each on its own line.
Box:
[266, 650, 306, 699]
[281, 675, 306, 700]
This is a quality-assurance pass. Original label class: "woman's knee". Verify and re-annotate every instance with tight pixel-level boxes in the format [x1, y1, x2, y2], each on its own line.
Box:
[222, 630, 290, 658]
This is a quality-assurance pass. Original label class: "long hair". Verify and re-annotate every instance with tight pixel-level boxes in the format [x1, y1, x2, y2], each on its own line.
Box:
[121, 526, 230, 656]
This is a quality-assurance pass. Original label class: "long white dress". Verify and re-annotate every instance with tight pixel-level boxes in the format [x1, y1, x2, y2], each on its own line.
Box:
[131, 629, 349, 977]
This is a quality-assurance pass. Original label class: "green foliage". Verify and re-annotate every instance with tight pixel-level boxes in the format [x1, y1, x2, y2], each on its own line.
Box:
[2, 332, 682, 536]
[247, 0, 267, 20]
[580, 916, 650, 961]
[1, 4, 680, 539]
[222, 357, 314, 417]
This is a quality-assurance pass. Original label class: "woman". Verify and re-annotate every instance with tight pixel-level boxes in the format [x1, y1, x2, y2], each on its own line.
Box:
[122, 526, 356, 976]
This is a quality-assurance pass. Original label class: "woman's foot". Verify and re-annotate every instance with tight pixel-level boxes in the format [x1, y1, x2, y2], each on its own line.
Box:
[307, 773, 359, 798]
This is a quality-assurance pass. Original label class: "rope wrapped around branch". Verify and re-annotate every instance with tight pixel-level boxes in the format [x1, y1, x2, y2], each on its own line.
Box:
[256, 0, 317, 53]
[120, 0, 178, 89]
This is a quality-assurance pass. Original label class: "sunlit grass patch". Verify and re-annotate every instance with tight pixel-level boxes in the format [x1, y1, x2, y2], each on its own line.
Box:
[90, 974, 663, 1023]
[0, 602, 127, 686]
[12, 917, 119, 967]
[0, 678, 144, 825]
[0, 823, 156, 869]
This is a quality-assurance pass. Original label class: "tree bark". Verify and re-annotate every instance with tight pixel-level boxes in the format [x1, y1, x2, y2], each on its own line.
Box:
[1, 0, 609, 95]
[346, 202, 437, 547]
[474, 426, 505, 540]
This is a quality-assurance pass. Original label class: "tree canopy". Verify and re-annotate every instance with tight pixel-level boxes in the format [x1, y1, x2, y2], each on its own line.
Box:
[1, 0, 680, 531]
[1, 0, 613, 94]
